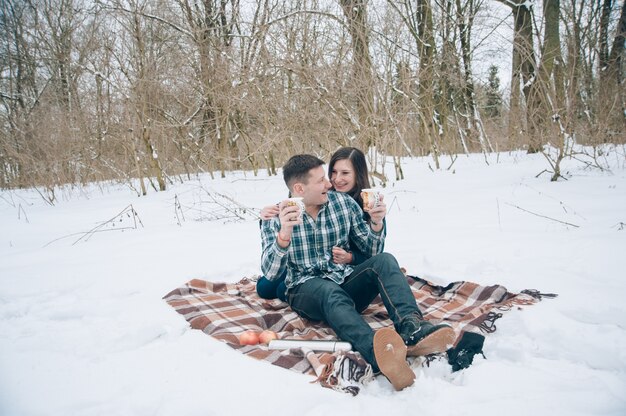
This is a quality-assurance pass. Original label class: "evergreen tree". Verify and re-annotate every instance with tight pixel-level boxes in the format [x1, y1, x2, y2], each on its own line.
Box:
[485, 65, 502, 118]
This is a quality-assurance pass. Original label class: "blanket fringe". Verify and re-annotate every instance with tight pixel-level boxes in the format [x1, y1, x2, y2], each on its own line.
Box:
[478, 311, 503, 333]
[479, 288, 558, 333]
[521, 289, 559, 300]
[311, 351, 373, 396]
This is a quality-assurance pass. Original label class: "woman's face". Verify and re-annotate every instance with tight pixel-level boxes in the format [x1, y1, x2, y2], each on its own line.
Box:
[330, 159, 356, 193]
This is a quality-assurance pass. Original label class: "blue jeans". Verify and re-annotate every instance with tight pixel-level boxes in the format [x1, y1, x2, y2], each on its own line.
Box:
[256, 274, 287, 302]
[286, 253, 419, 371]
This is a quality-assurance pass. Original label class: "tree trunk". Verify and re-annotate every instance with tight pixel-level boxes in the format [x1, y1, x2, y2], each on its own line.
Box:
[456, 0, 493, 155]
[496, 0, 536, 150]
[416, 0, 441, 167]
[130, 133, 147, 196]
[599, 0, 614, 75]
[601, 0, 626, 137]
[141, 126, 166, 191]
[526, 0, 561, 154]
[340, 0, 376, 148]
[606, 0, 626, 82]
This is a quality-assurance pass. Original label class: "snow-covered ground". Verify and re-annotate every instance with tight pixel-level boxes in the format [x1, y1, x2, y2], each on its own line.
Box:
[1, 149, 625, 416]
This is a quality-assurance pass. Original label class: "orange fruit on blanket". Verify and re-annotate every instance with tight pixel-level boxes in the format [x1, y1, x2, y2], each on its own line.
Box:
[239, 330, 260, 345]
[259, 330, 278, 344]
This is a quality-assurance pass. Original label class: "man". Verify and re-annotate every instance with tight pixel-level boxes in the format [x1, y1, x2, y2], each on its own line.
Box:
[261, 154, 454, 390]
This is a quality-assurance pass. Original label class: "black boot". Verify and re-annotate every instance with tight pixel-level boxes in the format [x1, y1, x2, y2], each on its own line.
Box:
[398, 314, 456, 356]
[398, 314, 440, 345]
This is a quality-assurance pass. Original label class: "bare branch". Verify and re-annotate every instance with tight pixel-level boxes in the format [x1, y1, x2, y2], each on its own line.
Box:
[505, 202, 579, 228]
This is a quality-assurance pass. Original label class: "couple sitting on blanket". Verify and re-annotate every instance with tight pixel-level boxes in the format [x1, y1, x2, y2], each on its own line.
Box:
[257, 147, 373, 302]
[259, 148, 455, 391]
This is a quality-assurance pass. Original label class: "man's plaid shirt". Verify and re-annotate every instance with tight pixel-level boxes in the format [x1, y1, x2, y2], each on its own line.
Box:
[261, 191, 386, 289]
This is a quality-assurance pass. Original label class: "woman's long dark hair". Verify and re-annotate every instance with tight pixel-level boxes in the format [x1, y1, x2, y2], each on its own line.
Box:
[328, 147, 371, 209]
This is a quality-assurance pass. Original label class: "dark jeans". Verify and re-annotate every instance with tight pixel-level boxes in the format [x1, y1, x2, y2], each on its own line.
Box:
[286, 252, 420, 371]
[256, 274, 287, 302]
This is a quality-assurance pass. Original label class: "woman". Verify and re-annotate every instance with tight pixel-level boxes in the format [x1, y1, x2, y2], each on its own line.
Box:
[256, 147, 382, 301]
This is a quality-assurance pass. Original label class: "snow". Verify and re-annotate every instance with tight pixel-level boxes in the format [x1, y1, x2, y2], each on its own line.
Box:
[1, 149, 625, 416]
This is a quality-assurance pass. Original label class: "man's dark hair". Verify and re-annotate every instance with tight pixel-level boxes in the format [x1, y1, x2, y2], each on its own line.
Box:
[283, 154, 325, 190]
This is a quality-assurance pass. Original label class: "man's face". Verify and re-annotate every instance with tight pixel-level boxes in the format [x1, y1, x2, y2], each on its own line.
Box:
[297, 165, 332, 206]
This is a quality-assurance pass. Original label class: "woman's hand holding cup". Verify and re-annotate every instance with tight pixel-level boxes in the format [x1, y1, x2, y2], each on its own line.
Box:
[368, 194, 387, 228]
[364, 192, 385, 228]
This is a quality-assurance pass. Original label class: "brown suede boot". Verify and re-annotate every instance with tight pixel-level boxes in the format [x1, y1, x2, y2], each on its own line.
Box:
[373, 328, 416, 391]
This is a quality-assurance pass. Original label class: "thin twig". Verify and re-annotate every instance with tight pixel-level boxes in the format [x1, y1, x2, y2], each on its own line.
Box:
[446, 154, 458, 171]
[496, 198, 501, 229]
[196, 187, 261, 222]
[43, 204, 143, 247]
[0, 192, 16, 207]
[174, 194, 185, 226]
[387, 195, 399, 213]
[73, 205, 143, 245]
[504, 203, 580, 228]
[18, 203, 29, 223]
[33, 187, 55, 206]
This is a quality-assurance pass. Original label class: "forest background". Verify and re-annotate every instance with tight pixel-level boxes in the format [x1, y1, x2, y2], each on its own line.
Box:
[1, 0, 625, 199]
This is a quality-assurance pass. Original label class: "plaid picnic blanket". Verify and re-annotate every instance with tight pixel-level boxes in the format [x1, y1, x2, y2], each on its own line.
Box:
[163, 275, 552, 393]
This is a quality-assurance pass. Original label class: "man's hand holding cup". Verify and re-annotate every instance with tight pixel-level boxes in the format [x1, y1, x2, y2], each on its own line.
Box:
[277, 197, 304, 246]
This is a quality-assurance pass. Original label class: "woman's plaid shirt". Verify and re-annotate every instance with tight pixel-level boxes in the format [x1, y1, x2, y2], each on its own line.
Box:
[261, 191, 385, 289]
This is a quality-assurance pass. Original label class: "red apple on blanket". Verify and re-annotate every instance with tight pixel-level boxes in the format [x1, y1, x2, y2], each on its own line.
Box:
[239, 330, 260, 345]
[259, 330, 278, 344]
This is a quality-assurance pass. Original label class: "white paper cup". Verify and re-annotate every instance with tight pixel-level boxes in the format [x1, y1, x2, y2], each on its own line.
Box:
[360, 189, 380, 212]
[285, 197, 304, 219]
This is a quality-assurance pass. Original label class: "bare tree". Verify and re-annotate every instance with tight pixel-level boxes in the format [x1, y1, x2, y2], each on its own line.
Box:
[494, 0, 536, 150]
[600, 0, 626, 138]
[523, 0, 561, 155]
[386, 0, 443, 168]
[176, 0, 241, 178]
[455, 0, 493, 157]
[605, 0, 626, 84]
[0, 0, 33, 188]
[1, 0, 625, 193]
[339, 0, 376, 148]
